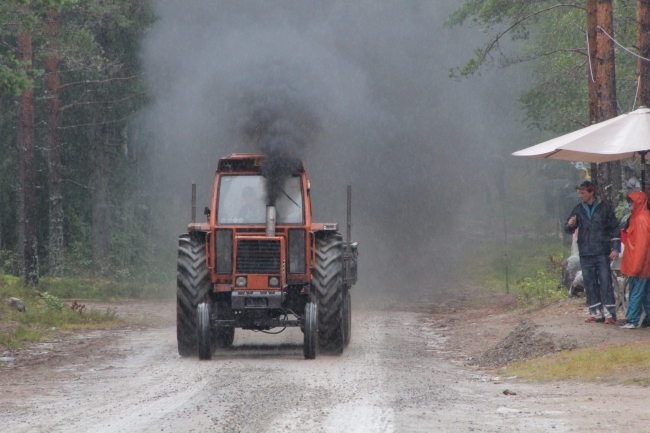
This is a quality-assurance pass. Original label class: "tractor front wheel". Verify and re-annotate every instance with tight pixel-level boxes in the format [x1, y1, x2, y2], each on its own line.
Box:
[197, 302, 212, 360]
[312, 232, 344, 355]
[303, 302, 318, 360]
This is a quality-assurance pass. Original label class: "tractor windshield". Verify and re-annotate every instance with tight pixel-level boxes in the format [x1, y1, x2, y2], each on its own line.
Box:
[217, 175, 304, 225]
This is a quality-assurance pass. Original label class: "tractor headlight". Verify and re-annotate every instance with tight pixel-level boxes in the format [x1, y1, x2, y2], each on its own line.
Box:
[235, 276, 247, 287]
[268, 276, 280, 287]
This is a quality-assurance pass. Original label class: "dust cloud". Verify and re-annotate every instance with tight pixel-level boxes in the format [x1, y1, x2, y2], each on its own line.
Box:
[139, 0, 528, 298]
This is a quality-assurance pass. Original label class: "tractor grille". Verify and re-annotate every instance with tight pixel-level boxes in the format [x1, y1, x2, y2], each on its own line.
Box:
[236, 240, 281, 274]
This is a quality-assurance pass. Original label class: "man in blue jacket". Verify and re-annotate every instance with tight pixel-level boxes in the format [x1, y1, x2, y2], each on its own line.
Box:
[565, 181, 621, 324]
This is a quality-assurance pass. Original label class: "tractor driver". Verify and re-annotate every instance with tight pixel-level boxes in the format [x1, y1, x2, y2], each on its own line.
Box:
[238, 186, 265, 223]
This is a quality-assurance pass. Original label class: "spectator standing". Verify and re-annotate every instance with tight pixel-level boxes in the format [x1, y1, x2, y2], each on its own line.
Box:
[565, 181, 621, 324]
[620, 191, 650, 329]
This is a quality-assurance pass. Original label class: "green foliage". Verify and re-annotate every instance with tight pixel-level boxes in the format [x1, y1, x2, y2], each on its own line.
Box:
[517, 7, 590, 133]
[0, 270, 170, 302]
[0, 0, 80, 94]
[447, 0, 540, 31]
[515, 254, 569, 307]
[459, 156, 579, 306]
[447, 1, 582, 79]
[460, 234, 569, 292]
[0, 56, 31, 94]
[615, 189, 631, 220]
[38, 277, 173, 300]
[0, 250, 19, 275]
[0, 274, 121, 349]
[0, 0, 161, 290]
[449, 1, 640, 133]
[15, 301, 118, 328]
[0, 327, 46, 349]
[39, 291, 63, 311]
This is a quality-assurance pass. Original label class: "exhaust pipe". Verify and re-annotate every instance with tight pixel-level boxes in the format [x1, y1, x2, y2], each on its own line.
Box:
[266, 205, 276, 237]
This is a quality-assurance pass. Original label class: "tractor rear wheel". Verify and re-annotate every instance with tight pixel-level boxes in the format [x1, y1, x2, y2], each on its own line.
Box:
[303, 302, 318, 359]
[312, 232, 344, 355]
[177, 233, 211, 357]
[197, 302, 212, 360]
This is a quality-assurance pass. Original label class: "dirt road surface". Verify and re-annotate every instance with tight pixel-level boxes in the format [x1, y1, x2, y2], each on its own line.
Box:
[1, 297, 650, 433]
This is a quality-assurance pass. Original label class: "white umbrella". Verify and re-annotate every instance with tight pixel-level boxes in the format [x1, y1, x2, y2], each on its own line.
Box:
[513, 106, 650, 187]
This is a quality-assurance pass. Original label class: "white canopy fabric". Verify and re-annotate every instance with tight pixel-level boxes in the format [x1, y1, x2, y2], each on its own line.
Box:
[512, 107, 650, 163]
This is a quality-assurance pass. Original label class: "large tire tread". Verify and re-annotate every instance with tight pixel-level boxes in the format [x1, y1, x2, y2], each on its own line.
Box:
[312, 232, 344, 355]
[177, 233, 211, 357]
[197, 302, 212, 360]
[304, 302, 318, 359]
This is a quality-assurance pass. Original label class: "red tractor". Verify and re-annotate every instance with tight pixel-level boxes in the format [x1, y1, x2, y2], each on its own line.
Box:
[177, 154, 357, 360]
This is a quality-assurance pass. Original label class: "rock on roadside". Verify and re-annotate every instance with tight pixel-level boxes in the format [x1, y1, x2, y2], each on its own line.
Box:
[6, 297, 26, 312]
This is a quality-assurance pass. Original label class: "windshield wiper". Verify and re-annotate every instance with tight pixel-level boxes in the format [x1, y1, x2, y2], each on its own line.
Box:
[282, 189, 300, 208]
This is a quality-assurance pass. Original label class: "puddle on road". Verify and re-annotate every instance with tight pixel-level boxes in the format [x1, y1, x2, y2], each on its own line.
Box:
[322, 403, 394, 432]
[267, 401, 394, 433]
[418, 319, 449, 352]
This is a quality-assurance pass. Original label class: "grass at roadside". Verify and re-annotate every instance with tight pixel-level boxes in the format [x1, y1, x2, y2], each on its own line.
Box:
[0, 326, 46, 349]
[0, 275, 138, 349]
[504, 342, 650, 384]
[38, 276, 173, 300]
[466, 236, 570, 307]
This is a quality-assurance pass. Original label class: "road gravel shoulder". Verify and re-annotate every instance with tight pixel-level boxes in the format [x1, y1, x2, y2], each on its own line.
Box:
[404, 286, 650, 369]
[1, 292, 649, 432]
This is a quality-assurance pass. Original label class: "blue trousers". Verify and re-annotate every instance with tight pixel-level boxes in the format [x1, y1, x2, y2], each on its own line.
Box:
[626, 277, 650, 326]
[580, 255, 616, 320]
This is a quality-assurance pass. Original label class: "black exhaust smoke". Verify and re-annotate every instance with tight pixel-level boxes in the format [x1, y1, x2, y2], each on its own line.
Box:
[239, 63, 321, 205]
[141, 1, 527, 297]
[259, 149, 302, 206]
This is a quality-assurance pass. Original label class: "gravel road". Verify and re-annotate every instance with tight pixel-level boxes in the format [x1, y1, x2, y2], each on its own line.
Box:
[2, 303, 649, 432]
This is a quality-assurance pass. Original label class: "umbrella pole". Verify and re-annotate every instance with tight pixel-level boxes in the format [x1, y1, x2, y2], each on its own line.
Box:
[642, 151, 647, 192]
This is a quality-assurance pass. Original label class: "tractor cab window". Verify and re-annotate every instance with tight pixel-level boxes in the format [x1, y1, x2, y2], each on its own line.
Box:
[217, 175, 304, 225]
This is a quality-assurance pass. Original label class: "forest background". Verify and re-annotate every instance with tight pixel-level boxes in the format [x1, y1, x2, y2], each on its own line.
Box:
[0, 0, 646, 297]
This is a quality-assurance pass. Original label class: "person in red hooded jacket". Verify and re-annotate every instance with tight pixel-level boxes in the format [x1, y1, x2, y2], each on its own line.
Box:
[620, 191, 650, 329]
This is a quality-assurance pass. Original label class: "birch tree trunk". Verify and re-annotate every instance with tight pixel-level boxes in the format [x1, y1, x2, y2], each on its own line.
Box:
[46, 10, 64, 277]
